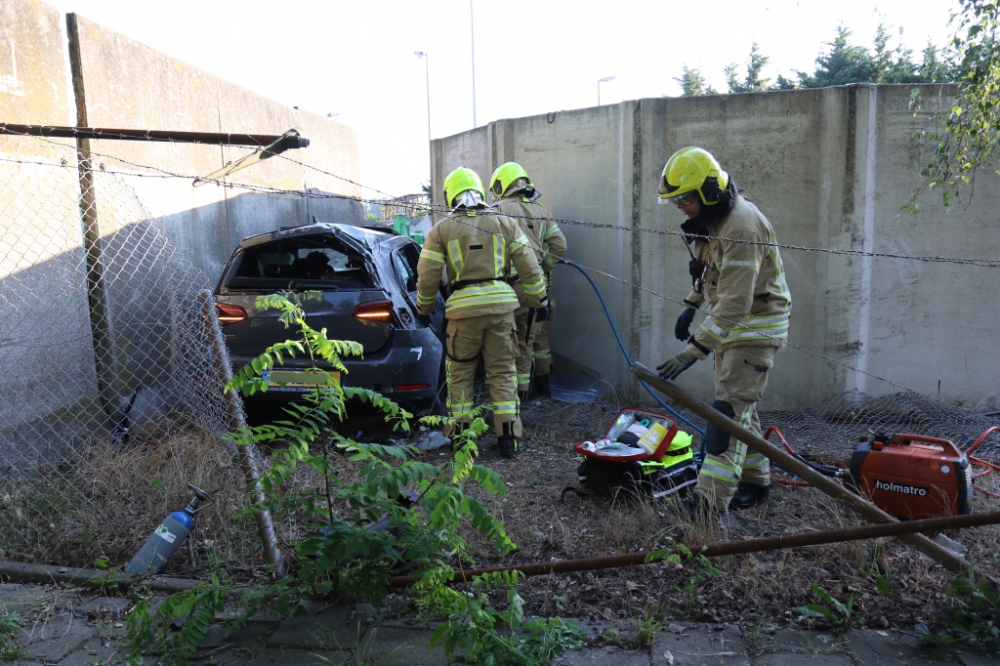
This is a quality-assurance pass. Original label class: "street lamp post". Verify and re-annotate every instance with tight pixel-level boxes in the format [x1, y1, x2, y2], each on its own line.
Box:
[470, 0, 477, 128]
[598, 75, 616, 106]
[415, 51, 431, 144]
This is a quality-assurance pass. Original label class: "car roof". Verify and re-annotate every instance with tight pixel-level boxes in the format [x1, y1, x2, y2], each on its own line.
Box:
[234, 222, 402, 251]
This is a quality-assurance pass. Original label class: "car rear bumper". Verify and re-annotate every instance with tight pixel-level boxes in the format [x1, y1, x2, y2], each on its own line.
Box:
[229, 327, 443, 406]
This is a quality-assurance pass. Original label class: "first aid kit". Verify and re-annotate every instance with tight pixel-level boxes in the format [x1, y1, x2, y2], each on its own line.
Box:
[574, 408, 698, 499]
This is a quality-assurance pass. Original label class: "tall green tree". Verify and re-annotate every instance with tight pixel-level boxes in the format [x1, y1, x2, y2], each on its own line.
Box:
[675, 66, 717, 96]
[797, 25, 879, 87]
[726, 42, 772, 93]
[908, 0, 1000, 210]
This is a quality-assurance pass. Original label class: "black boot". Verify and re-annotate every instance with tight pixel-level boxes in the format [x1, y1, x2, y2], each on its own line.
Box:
[497, 435, 518, 458]
[681, 492, 720, 520]
[532, 374, 551, 399]
[730, 482, 769, 511]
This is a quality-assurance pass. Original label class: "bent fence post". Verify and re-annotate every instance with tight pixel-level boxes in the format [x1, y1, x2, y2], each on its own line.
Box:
[630, 362, 971, 574]
[199, 290, 286, 577]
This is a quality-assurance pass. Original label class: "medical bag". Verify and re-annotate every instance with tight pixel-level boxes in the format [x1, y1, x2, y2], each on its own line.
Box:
[574, 408, 698, 499]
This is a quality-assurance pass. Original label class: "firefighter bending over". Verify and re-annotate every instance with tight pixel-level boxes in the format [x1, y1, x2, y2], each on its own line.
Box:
[416, 167, 548, 458]
[655, 147, 792, 516]
[489, 162, 567, 401]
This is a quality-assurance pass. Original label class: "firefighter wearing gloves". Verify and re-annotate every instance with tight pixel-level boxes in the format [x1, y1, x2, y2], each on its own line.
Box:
[416, 167, 548, 458]
[489, 162, 567, 402]
[656, 147, 791, 515]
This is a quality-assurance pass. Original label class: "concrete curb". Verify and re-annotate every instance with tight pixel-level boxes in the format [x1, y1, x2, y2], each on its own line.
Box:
[0, 560, 200, 593]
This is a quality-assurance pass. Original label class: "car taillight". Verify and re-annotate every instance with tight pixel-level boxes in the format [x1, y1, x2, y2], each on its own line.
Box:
[353, 300, 394, 322]
[216, 303, 247, 325]
[393, 384, 431, 391]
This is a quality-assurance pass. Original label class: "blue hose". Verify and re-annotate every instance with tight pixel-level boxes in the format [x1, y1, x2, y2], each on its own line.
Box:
[559, 262, 706, 439]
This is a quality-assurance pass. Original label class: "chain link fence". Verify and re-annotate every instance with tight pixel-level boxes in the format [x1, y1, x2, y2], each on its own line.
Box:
[0, 134, 265, 569]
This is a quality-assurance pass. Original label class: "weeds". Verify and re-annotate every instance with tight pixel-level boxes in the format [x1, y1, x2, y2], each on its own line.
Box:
[124, 292, 584, 666]
[916, 574, 1000, 654]
[634, 612, 661, 647]
[0, 609, 26, 662]
[790, 585, 860, 634]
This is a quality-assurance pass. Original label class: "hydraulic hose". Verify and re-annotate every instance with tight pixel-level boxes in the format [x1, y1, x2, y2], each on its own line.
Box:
[559, 262, 706, 440]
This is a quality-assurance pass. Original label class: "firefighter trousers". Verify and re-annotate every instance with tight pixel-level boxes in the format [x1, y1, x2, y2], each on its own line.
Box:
[444, 311, 522, 438]
[696, 345, 777, 511]
[532, 319, 552, 375]
[514, 306, 537, 394]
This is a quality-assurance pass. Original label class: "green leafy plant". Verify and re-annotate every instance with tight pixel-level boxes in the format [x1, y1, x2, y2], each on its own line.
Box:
[915, 574, 1000, 653]
[646, 542, 721, 618]
[89, 557, 122, 594]
[791, 584, 860, 634]
[634, 613, 662, 647]
[125, 291, 554, 665]
[0, 609, 26, 662]
[906, 0, 1000, 211]
[419, 569, 587, 665]
[125, 560, 231, 666]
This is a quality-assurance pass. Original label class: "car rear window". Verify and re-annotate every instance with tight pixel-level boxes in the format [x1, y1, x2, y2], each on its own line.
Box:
[224, 236, 371, 291]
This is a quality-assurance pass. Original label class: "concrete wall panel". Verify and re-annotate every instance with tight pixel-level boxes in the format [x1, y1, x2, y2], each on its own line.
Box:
[432, 84, 996, 410]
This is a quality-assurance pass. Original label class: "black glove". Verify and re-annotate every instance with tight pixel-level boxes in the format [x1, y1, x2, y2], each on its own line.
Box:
[674, 307, 696, 342]
[656, 350, 698, 380]
[533, 306, 549, 323]
[417, 313, 431, 326]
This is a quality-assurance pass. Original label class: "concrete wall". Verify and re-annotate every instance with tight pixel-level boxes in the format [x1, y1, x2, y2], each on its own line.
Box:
[0, 0, 365, 461]
[72, 14, 363, 284]
[431, 85, 1000, 411]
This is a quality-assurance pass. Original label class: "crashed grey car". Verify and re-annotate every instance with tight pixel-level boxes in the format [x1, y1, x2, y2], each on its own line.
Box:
[213, 222, 445, 410]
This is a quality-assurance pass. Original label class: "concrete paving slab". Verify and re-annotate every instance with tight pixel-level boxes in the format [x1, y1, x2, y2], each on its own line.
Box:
[266, 605, 373, 650]
[754, 654, 853, 666]
[843, 629, 956, 664]
[356, 626, 446, 665]
[57, 636, 128, 666]
[955, 647, 1000, 666]
[554, 646, 650, 665]
[230, 646, 353, 665]
[651, 625, 749, 666]
[200, 620, 281, 648]
[762, 629, 846, 654]
[17, 614, 93, 662]
[68, 595, 132, 618]
[0, 586, 48, 615]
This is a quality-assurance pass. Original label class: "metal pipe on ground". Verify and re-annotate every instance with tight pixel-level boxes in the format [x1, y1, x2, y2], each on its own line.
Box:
[386, 510, 1000, 588]
[630, 363, 972, 574]
[199, 291, 286, 577]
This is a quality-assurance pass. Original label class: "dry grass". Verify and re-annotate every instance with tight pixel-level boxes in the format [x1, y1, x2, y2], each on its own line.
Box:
[376, 396, 1000, 630]
[0, 418, 261, 572]
[4, 393, 999, 633]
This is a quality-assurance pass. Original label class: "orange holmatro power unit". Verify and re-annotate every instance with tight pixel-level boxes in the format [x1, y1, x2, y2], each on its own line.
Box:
[845, 433, 973, 520]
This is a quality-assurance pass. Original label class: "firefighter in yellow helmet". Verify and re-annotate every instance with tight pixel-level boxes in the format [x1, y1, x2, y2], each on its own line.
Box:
[655, 147, 792, 516]
[489, 162, 567, 401]
[416, 167, 548, 457]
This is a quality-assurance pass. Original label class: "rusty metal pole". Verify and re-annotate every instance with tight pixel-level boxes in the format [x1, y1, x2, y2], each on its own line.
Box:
[199, 291, 286, 576]
[385, 510, 1000, 588]
[630, 363, 971, 574]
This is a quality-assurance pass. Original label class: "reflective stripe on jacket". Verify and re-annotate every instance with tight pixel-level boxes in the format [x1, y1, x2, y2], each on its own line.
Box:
[493, 196, 568, 273]
[416, 205, 548, 320]
[684, 196, 791, 355]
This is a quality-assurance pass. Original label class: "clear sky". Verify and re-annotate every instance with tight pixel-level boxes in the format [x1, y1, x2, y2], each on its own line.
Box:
[47, 0, 960, 198]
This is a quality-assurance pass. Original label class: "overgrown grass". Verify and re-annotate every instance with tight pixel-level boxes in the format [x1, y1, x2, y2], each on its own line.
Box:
[0, 609, 26, 661]
[0, 419, 259, 570]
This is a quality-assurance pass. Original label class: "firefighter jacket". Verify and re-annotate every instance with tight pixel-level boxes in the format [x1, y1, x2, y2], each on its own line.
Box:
[416, 204, 548, 320]
[683, 195, 791, 358]
[493, 195, 568, 274]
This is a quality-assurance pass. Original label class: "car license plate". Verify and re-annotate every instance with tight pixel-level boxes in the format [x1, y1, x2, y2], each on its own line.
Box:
[263, 369, 341, 390]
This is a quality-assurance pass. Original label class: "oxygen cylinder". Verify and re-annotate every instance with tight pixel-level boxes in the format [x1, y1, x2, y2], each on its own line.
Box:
[125, 484, 213, 575]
